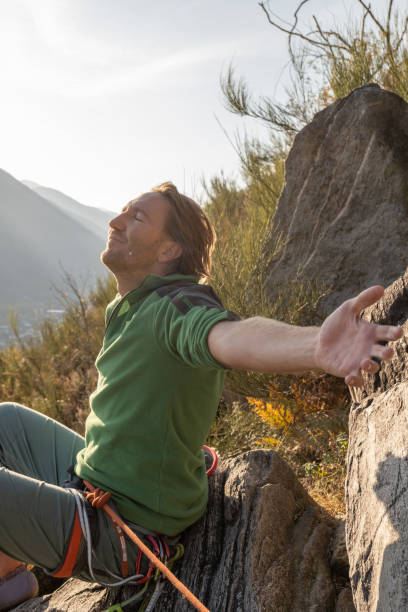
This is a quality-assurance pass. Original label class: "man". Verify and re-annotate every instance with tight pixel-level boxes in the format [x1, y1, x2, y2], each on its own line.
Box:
[0, 182, 402, 609]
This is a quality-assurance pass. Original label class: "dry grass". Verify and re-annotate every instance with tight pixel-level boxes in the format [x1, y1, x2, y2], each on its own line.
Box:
[303, 474, 346, 519]
[207, 374, 350, 519]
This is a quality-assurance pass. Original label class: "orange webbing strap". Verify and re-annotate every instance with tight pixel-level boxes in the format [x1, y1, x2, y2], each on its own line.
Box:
[83, 480, 210, 612]
[52, 509, 82, 578]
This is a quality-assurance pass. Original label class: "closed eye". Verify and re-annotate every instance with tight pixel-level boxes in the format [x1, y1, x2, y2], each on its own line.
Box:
[122, 203, 150, 221]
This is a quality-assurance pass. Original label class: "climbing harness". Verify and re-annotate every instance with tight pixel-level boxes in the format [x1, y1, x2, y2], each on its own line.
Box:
[52, 509, 83, 579]
[202, 444, 218, 477]
[71, 481, 209, 611]
[57, 446, 217, 611]
[103, 540, 185, 612]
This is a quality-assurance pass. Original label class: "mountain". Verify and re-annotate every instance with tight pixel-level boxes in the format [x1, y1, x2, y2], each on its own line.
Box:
[0, 169, 113, 344]
[22, 180, 114, 240]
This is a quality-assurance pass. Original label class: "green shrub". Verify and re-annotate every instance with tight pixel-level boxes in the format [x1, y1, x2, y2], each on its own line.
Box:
[0, 273, 117, 432]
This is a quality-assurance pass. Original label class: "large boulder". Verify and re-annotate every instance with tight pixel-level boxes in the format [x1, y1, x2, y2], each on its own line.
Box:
[264, 84, 408, 315]
[14, 450, 352, 611]
[346, 271, 408, 611]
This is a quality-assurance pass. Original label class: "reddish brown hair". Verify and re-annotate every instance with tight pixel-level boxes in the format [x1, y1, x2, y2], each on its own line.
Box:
[151, 182, 215, 282]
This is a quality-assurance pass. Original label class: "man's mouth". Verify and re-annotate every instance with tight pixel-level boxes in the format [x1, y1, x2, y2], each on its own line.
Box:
[108, 234, 125, 245]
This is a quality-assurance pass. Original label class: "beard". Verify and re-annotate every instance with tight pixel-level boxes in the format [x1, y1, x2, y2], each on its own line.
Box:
[101, 246, 129, 273]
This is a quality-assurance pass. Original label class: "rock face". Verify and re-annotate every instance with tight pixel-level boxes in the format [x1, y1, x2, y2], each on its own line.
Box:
[264, 84, 408, 315]
[346, 271, 408, 611]
[14, 450, 350, 612]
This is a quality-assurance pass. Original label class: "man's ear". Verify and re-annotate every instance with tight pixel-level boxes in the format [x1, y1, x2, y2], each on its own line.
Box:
[158, 241, 182, 263]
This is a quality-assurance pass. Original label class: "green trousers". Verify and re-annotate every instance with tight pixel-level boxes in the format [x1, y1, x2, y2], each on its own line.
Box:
[0, 402, 153, 582]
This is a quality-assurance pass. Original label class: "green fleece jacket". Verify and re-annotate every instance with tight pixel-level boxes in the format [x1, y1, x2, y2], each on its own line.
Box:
[75, 273, 238, 535]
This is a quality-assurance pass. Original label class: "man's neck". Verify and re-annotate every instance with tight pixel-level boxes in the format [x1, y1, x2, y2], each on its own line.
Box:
[114, 265, 171, 297]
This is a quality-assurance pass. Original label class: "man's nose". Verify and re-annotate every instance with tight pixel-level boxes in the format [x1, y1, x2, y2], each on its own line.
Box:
[109, 212, 126, 230]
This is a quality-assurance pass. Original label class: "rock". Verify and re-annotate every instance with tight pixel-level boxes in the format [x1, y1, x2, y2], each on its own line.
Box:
[330, 521, 355, 611]
[350, 271, 408, 405]
[346, 271, 408, 611]
[335, 588, 355, 612]
[13, 579, 110, 612]
[330, 521, 349, 579]
[264, 84, 408, 315]
[30, 567, 64, 597]
[13, 450, 342, 612]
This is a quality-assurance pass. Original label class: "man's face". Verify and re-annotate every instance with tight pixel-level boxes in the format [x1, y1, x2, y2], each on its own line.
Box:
[102, 192, 174, 276]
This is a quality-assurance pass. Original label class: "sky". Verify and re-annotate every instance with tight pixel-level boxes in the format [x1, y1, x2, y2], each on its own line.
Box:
[0, 0, 396, 212]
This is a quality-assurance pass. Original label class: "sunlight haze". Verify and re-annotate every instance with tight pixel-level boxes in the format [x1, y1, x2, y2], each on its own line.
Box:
[0, 0, 393, 211]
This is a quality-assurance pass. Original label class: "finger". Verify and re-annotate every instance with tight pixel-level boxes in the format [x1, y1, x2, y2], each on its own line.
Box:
[371, 345, 394, 361]
[360, 358, 380, 374]
[345, 372, 364, 387]
[375, 325, 403, 343]
[351, 286, 384, 315]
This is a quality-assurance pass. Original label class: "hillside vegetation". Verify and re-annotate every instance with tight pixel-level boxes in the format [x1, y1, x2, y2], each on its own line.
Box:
[206, 0, 408, 516]
[1, 275, 116, 432]
[1, 1, 407, 518]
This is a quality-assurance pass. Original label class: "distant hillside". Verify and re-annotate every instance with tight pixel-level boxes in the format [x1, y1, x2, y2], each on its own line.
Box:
[0, 169, 112, 345]
[22, 180, 114, 240]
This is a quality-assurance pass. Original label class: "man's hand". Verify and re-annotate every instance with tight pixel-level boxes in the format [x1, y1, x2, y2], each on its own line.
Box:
[208, 285, 403, 386]
[315, 286, 403, 387]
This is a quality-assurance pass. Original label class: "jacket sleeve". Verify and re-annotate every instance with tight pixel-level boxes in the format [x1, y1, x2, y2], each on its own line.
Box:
[152, 284, 239, 369]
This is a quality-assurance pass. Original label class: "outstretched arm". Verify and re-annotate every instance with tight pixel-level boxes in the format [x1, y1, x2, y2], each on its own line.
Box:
[207, 286, 403, 387]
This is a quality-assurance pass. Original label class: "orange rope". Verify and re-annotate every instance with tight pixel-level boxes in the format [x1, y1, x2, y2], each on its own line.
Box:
[83, 480, 210, 612]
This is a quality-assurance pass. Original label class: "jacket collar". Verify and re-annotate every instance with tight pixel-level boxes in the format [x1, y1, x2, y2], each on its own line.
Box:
[120, 273, 198, 304]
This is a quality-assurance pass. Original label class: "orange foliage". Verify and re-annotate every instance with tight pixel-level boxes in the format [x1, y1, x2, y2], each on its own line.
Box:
[247, 374, 348, 449]
[249, 378, 321, 426]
